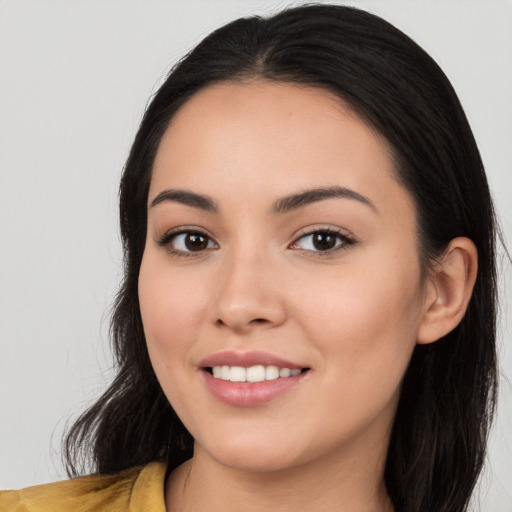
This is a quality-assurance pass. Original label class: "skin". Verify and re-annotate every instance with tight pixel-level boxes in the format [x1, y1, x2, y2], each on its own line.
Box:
[138, 81, 477, 512]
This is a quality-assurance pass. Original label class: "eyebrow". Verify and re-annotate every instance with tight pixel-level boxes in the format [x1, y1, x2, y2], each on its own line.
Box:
[271, 186, 377, 214]
[150, 189, 218, 212]
[149, 185, 376, 214]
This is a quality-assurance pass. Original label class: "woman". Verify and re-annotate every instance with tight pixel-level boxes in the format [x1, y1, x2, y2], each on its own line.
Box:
[1, 4, 500, 511]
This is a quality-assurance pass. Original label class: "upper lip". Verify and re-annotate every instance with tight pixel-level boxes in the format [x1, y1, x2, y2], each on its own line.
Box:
[199, 350, 306, 370]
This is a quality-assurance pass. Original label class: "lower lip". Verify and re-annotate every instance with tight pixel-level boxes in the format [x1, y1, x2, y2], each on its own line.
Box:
[201, 369, 308, 407]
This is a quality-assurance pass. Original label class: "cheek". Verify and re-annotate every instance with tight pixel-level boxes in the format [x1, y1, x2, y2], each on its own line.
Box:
[299, 265, 421, 332]
[293, 253, 424, 391]
[138, 251, 208, 371]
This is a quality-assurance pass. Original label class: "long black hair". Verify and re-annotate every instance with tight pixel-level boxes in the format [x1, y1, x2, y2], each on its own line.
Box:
[64, 5, 498, 511]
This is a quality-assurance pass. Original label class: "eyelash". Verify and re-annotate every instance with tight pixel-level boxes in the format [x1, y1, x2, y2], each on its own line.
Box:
[157, 227, 356, 258]
[157, 228, 217, 258]
[290, 228, 356, 255]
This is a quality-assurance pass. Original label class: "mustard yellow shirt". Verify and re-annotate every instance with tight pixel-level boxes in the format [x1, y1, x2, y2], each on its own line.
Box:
[0, 461, 167, 512]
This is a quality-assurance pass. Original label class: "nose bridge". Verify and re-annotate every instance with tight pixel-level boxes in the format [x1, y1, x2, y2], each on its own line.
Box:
[211, 240, 285, 331]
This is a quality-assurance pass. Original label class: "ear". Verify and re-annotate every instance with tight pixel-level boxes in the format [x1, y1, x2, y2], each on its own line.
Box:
[417, 237, 478, 344]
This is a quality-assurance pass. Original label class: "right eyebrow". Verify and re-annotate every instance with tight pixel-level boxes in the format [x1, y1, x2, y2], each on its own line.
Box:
[150, 189, 218, 213]
[271, 186, 377, 215]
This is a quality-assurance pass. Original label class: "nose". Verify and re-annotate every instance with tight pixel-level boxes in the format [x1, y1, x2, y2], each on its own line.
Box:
[210, 251, 287, 333]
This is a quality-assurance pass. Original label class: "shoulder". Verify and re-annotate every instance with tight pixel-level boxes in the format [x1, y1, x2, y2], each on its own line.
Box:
[0, 461, 167, 512]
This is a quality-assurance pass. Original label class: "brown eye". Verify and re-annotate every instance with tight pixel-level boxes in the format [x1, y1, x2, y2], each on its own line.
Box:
[311, 232, 337, 251]
[184, 233, 209, 251]
[159, 231, 218, 254]
[291, 229, 354, 253]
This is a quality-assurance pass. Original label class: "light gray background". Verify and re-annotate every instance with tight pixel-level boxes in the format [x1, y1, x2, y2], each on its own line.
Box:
[0, 0, 511, 510]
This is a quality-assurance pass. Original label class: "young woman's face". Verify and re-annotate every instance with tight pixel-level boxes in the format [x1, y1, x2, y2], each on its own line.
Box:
[139, 81, 429, 473]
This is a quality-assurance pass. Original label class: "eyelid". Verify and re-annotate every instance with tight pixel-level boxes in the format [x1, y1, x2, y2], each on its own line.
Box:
[156, 226, 219, 256]
[155, 224, 355, 256]
[288, 226, 356, 253]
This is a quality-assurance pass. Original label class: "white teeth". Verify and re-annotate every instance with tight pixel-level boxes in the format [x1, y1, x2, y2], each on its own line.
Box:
[265, 365, 280, 380]
[210, 365, 303, 382]
[221, 365, 230, 380]
[246, 365, 265, 383]
[279, 368, 291, 378]
[229, 366, 246, 382]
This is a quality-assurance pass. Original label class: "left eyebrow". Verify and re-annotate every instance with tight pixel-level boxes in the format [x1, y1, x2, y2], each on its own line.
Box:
[271, 186, 377, 214]
[150, 189, 218, 212]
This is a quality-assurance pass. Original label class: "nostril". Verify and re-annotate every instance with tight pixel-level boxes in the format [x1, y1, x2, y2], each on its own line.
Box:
[215, 317, 269, 328]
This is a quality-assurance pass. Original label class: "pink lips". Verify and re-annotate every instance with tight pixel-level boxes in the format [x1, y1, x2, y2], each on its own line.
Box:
[199, 350, 309, 407]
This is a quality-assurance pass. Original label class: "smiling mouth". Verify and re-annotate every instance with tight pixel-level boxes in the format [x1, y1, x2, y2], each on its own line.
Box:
[204, 365, 310, 383]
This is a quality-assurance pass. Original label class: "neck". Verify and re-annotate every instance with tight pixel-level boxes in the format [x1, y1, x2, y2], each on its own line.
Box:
[165, 431, 394, 512]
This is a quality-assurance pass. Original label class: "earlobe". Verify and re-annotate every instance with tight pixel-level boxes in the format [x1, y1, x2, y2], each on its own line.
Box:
[417, 237, 478, 344]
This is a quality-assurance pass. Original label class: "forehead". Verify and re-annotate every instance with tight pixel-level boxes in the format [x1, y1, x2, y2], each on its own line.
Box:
[156, 81, 390, 167]
[150, 80, 413, 222]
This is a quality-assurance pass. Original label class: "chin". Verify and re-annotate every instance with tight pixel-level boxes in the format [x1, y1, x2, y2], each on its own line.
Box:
[213, 450, 299, 474]
[196, 431, 306, 473]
